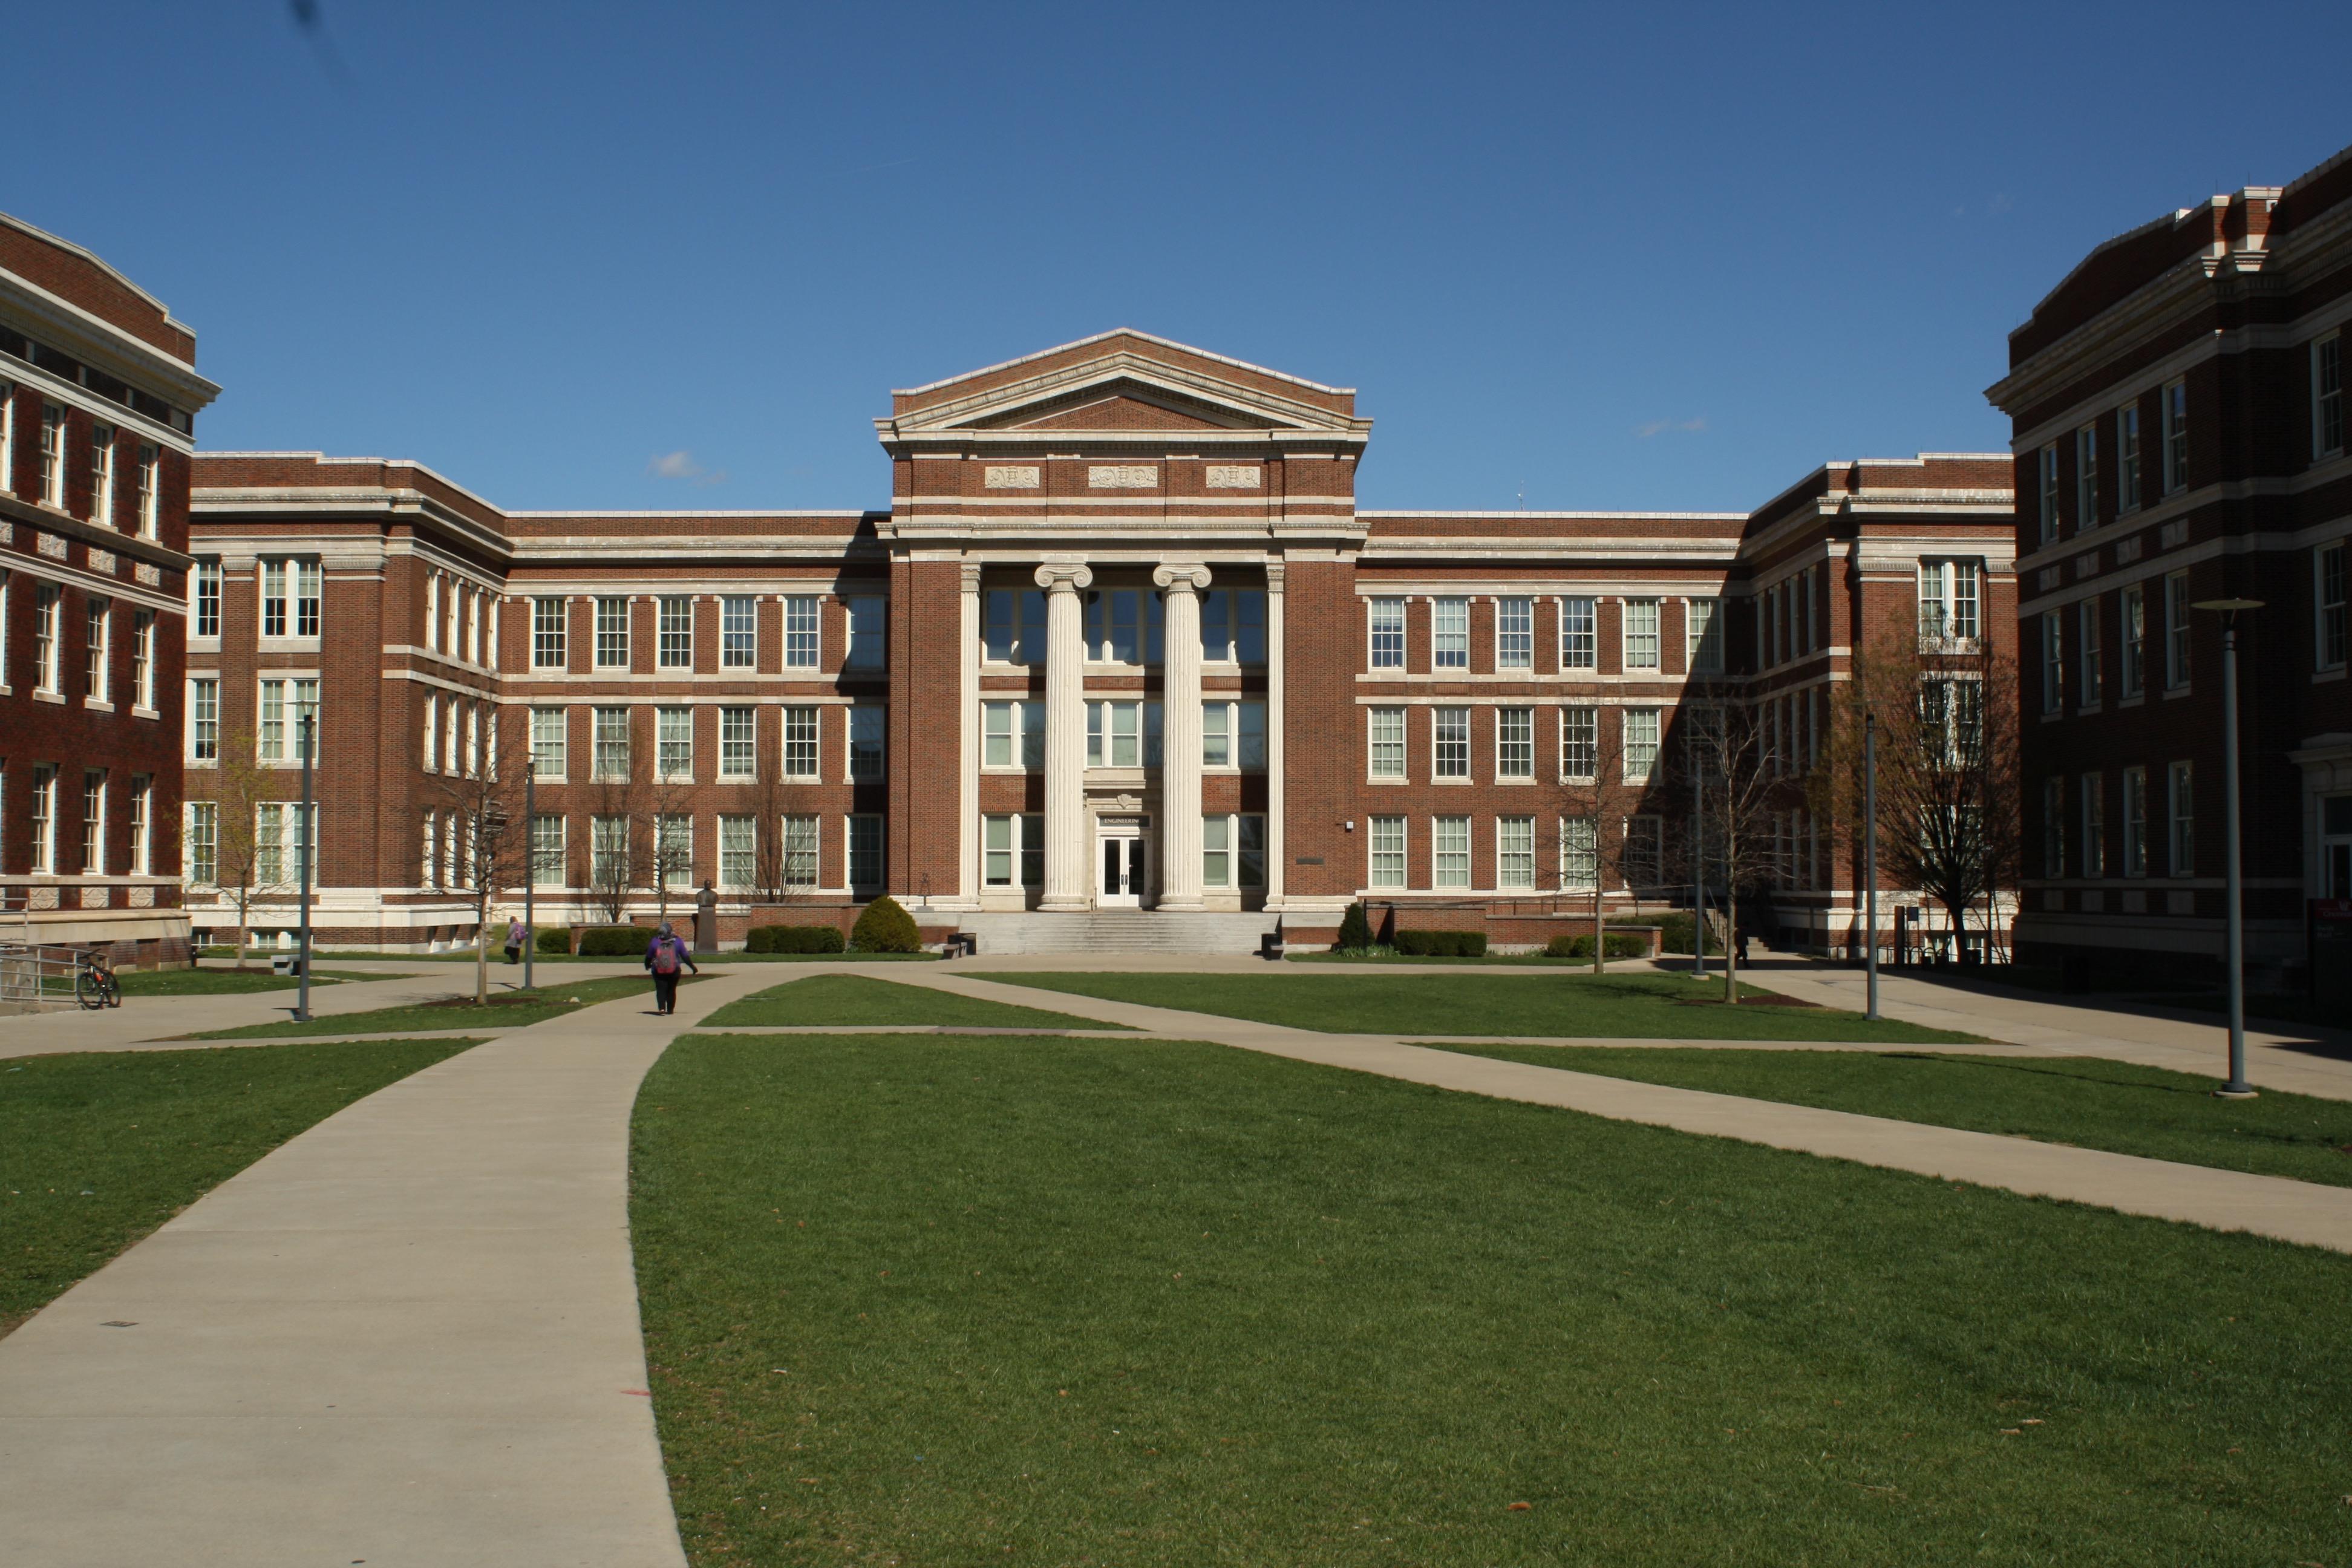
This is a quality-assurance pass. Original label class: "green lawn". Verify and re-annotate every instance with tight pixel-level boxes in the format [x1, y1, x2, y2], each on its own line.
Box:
[993, 970, 1981, 1042]
[115, 967, 408, 997]
[633, 1031, 2352, 1566]
[1424, 1044, 2352, 1187]
[183, 972, 695, 1039]
[227, 949, 941, 965]
[701, 974, 1122, 1030]
[1, 1037, 482, 1334]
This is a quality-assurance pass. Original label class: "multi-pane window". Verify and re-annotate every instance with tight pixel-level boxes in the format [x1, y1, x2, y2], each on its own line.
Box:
[783, 706, 820, 779]
[2074, 425, 2098, 529]
[85, 598, 109, 702]
[135, 444, 158, 537]
[1433, 707, 1470, 779]
[2040, 612, 2063, 714]
[658, 596, 694, 668]
[983, 701, 1045, 769]
[90, 425, 114, 524]
[1368, 816, 1406, 889]
[82, 769, 106, 875]
[2318, 541, 2346, 671]
[532, 707, 567, 779]
[1560, 705, 1598, 780]
[260, 558, 322, 638]
[595, 598, 630, 667]
[654, 814, 693, 889]
[656, 707, 693, 780]
[0, 383, 13, 492]
[1918, 559, 1979, 643]
[1201, 589, 1264, 663]
[2037, 442, 2060, 544]
[984, 588, 1048, 664]
[1622, 599, 1661, 670]
[1556, 595, 1593, 670]
[131, 610, 154, 708]
[1687, 598, 1723, 673]
[255, 802, 317, 890]
[716, 815, 756, 889]
[1433, 815, 1471, 889]
[2042, 777, 2066, 877]
[189, 677, 220, 761]
[27, 765, 55, 872]
[721, 595, 757, 667]
[1495, 707, 1534, 779]
[532, 598, 567, 667]
[1091, 700, 1162, 768]
[1622, 708, 1660, 781]
[39, 402, 65, 506]
[590, 814, 630, 890]
[782, 814, 820, 890]
[1085, 588, 1161, 664]
[2080, 773, 2105, 878]
[982, 813, 1046, 889]
[1236, 814, 1266, 889]
[2120, 584, 2146, 697]
[784, 595, 820, 668]
[194, 558, 221, 639]
[186, 800, 218, 884]
[1561, 816, 1598, 892]
[1495, 597, 1532, 670]
[1368, 596, 1405, 670]
[1369, 707, 1406, 779]
[2163, 572, 2191, 690]
[1200, 701, 1267, 771]
[2122, 766, 2148, 877]
[849, 706, 885, 780]
[1624, 815, 1664, 887]
[423, 694, 439, 770]
[33, 584, 59, 692]
[531, 814, 566, 887]
[2163, 379, 2189, 493]
[2167, 762, 2195, 876]
[848, 815, 884, 889]
[1203, 814, 1232, 890]
[593, 707, 631, 779]
[256, 678, 319, 762]
[2118, 404, 2143, 512]
[2319, 333, 2345, 460]
[2077, 597, 2102, 706]
[1431, 597, 1469, 669]
[1495, 816, 1535, 890]
[847, 595, 886, 668]
[719, 707, 756, 778]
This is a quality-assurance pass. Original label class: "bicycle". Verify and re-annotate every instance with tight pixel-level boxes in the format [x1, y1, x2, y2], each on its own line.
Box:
[74, 951, 122, 1010]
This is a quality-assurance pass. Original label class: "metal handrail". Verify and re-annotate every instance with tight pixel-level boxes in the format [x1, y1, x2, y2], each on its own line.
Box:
[0, 942, 93, 1007]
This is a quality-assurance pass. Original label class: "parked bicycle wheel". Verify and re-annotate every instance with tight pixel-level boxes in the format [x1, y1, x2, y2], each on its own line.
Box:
[75, 968, 105, 1009]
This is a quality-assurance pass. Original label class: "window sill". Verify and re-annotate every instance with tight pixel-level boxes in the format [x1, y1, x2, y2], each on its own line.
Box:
[132, 705, 158, 720]
[1492, 777, 1538, 787]
[86, 700, 114, 714]
[2117, 694, 2145, 709]
[2163, 685, 2193, 700]
[1429, 776, 1474, 786]
[2316, 667, 2347, 684]
[2076, 704, 2103, 717]
[1365, 776, 1409, 786]
[33, 690, 65, 706]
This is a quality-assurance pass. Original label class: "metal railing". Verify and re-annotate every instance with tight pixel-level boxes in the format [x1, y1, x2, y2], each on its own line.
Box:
[0, 943, 91, 1008]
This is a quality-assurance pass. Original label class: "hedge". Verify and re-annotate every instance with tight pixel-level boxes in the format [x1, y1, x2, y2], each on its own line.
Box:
[575, 926, 647, 957]
[1544, 931, 1649, 960]
[745, 924, 846, 955]
[535, 927, 572, 955]
[1336, 901, 1373, 950]
[1393, 929, 1487, 958]
[849, 896, 923, 954]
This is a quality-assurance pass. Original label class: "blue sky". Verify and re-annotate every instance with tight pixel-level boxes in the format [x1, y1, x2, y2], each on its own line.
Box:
[16, 1, 2348, 514]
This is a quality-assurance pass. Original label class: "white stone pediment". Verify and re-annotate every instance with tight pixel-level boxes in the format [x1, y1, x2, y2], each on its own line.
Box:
[884, 351, 1370, 441]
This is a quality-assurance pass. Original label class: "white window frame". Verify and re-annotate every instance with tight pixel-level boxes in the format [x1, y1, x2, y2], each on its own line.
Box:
[1431, 597, 1468, 670]
[1622, 707, 1659, 782]
[185, 799, 218, 886]
[656, 707, 694, 781]
[782, 705, 820, 780]
[2163, 570, 2190, 691]
[2167, 761, 2195, 877]
[193, 558, 221, 640]
[1621, 598, 1661, 671]
[1368, 706, 1406, 779]
[1560, 705, 1598, 782]
[2037, 442, 2059, 544]
[85, 597, 109, 704]
[531, 707, 567, 780]
[1495, 706, 1534, 780]
[1432, 814, 1471, 889]
[90, 423, 115, 526]
[1367, 596, 1406, 670]
[2122, 765, 2148, 878]
[848, 705, 886, 781]
[532, 597, 567, 668]
[2041, 610, 2063, 714]
[594, 597, 630, 668]
[2074, 423, 2097, 531]
[2163, 379, 2189, 494]
[1495, 815, 1535, 890]
[33, 583, 59, 693]
[1432, 706, 1470, 780]
[2317, 332, 2345, 462]
[2077, 596, 2102, 709]
[2319, 540, 2347, 672]
[783, 595, 821, 669]
[135, 443, 158, 538]
[592, 706, 632, 780]
[657, 595, 694, 669]
[531, 813, 567, 888]
[1559, 596, 1596, 670]
[2120, 584, 2146, 698]
[189, 676, 220, 762]
[848, 814, 884, 890]
[131, 609, 154, 710]
[721, 595, 757, 668]
[719, 706, 756, 779]
[1686, 598, 1723, 673]
[1201, 589, 1266, 664]
[39, 402, 65, 508]
[781, 813, 820, 890]
[1368, 815, 1406, 890]
[2118, 403, 2143, 512]
[1495, 596, 1532, 670]
[1560, 815, 1598, 892]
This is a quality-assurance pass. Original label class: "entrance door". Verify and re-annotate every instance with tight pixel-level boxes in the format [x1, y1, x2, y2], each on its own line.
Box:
[1097, 818, 1149, 907]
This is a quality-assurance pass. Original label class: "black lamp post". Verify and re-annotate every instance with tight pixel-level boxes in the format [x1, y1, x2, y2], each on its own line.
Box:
[2192, 596, 2263, 1098]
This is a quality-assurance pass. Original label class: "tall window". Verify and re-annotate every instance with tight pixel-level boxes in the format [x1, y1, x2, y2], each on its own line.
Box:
[90, 424, 115, 524]
[127, 774, 152, 874]
[256, 678, 318, 762]
[2318, 541, 2346, 671]
[984, 588, 1048, 664]
[1368, 816, 1406, 889]
[720, 707, 756, 779]
[189, 678, 219, 761]
[590, 814, 631, 890]
[1201, 589, 1264, 662]
[2122, 766, 2147, 878]
[532, 814, 566, 887]
[1495, 707, 1533, 779]
[532, 707, 567, 779]
[2080, 773, 2105, 878]
[595, 598, 630, 667]
[2101, 423, 2137, 541]
[1495, 597, 1532, 670]
[1368, 596, 1405, 670]
[1433, 707, 1470, 779]
[849, 706, 885, 780]
[783, 706, 820, 778]
[2163, 379, 2189, 494]
[1495, 815, 1535, 890]
[39, 402, 65, 507]
[2163, 571, 2190, 690]
[1918, 559, 1979, 644]
[722, 595, 757, 668]
[847, 594, 886, 668]
[1561, 705, 1598, 780]
[2074, 424, 2098, 530]
[1368, 707, 1405, 779]
[782, 814, 820, 890]
[260, 559, 322, 638]
[194, 558, 222, 639]
[1433, 815, 1471, 889]
[2077, 597, 2102, 707]
[656, 707, 693, 780]
[2037, 442, 2060, 544]
[593, 707, 631, 779]
[0, 381, 12, 489]
[983, 814, 1047, 889]
[717, 815, 756, 889]
[1092, 701, 1161, 768]
[131, 610, 154, 708]
[784, 595, 820, 668]
[2040, 612, 2063, 714]
[33, 583, 59, 693]
[2318, 333, 2345, 460]
[1687, 598, 1723, 673]
[532, 598, 567, 667]
[1431, 597, 1468, 669]
[1561, 817, 1598, 892]
[1622, 708, 1660, 781]
[135, 444, 158, 537]
[1085, 588, 1159, 664]
[1622, 599, 1661, 670]
[984, 701, 1044, 769]
[82, 770, 106, 875]
[2167, 762, 2195, 876]
[658, 596, 693, 668]
[1203, 814, 1232, 890]
[655, 814, 693, 889]
[2042, 776, 2066, 877]
[2120, 584, 2146, 697]
[848, 815, 884, 889]
[1624, 816, 1664, 886]
[186, 800, 218, 884]
[85, 598, 109, 702]
[1558, 596, 1596, 670]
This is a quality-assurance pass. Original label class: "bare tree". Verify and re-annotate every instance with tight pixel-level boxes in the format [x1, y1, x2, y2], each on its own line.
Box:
[647, 773, 697, 925]
[204, 734, 273, 969]
[584, 772, 643, 927]
[742, 765, 798, 906]
[1681, 699, 1795, 1003]
[1813, 631, 2022, 969]
[426, 709, 529, 1004]
[1553, 708, 1656, 974]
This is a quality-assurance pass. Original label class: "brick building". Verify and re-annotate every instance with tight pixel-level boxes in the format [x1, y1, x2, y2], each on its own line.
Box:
[189, 331, 2010, 953]
[1, 213, 216, 965]
[1988, 142, 2352, 985]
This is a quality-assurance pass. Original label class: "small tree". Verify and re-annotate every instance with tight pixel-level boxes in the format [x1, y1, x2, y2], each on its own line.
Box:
[206, 734, 272, 968]
[743, 764, 797, 905]
[584, 772, 643, 928]
[1681, 699, 1794, 1002]
[1554, 711, 1656, 974]
[647, 773, 699, 925]
[851, 895, 921, 953]
[428, 709, 528, 1004]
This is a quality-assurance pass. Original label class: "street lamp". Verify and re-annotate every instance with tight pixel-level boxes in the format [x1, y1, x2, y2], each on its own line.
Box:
[1863, 710, 1880, 1021]
[294, 710, 315, 1024]
[2192, 596, 2263, 1099]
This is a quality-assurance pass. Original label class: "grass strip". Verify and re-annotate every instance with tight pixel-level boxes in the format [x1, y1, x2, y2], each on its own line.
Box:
[1, 1037, 483, 1334]
[992, 970, 1981, 1042]
[115, 968, 411, 997]
[183, 972, 696, 1039]
[1419, 1042, 2352, 1189]
[701, 974, 1125, 1031]
[633, 1031, 2352, 1566]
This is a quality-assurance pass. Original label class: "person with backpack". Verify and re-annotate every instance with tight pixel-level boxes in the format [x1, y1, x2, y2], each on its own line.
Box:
[503, 915, 526, 967]
[644, 920, 697, 1014]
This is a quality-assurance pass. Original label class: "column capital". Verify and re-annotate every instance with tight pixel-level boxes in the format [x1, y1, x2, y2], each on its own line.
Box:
[1264, 560, 1287, 594]
[959, 561, 982, 592]
[1151, 561, 1212, 594]
[1033, 560, 1094, 593]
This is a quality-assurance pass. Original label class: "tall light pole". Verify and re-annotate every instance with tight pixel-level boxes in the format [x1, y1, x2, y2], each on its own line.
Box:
[1693, 760, 1707, 979]
[293, 709, 315, 1024]
[2194, 597, 2262, 1099]
[523, 749, 536, 993]
[1863, 710, 1880, 1021]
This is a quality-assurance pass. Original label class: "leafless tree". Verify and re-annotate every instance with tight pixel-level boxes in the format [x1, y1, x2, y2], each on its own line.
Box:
[1680, 698, 1797, 1002]
[647, 773, 698, 925]
[426, 708, 528, 1003]
[741, 765, 799, 905]
[584, 771, 644, 927]
[1552, 709, 1657, 974]
[203, 734, 273, 969]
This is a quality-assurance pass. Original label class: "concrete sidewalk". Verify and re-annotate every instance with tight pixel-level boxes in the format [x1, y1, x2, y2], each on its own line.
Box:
[0, 965, 759, 1568]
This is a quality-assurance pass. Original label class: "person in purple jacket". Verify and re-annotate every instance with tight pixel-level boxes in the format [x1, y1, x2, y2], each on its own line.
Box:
[644, 920, 697, 1014]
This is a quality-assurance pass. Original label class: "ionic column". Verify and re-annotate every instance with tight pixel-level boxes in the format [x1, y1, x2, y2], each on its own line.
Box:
[957, 562, 981, 907]
[1264, 561, 1287, 907]
[1153, 562, 1212, 910]
[1035, 560, 1093, 911]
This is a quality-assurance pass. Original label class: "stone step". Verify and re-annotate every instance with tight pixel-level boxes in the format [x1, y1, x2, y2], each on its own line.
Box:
[959, 911, 1275, 956]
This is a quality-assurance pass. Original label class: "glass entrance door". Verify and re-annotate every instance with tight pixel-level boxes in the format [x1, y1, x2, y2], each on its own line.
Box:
[1097, 819, 1149, 907]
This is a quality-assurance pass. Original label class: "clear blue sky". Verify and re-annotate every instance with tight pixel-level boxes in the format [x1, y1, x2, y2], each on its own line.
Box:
[17, 1, 2348, 514]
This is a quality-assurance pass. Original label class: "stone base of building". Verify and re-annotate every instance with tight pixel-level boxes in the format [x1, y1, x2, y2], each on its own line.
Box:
[4, 906, 192, 970]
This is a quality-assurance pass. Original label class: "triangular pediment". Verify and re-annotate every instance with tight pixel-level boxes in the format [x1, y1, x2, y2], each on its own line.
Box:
[969, 379, 1273, 433]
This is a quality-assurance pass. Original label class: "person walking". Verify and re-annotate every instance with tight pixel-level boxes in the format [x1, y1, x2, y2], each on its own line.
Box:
[503, 915, 526, 966]
[644, 920, 696, 1015]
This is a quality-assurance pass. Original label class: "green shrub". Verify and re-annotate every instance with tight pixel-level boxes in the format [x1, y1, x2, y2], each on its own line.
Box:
[1544, 931, 1648, 959]
[849, 897, 922, 954]
[1613, 913, 1717, 956]
[576, 926, 647, 957]
[1336, 901, 1373, 951]
[748, 924, 844, 955]
[535, 927, 572, 955]
[1394, 929, 1487, 958]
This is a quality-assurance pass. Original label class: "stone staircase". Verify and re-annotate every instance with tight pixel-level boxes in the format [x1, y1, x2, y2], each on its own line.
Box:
[958, 910, 1277, 956]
